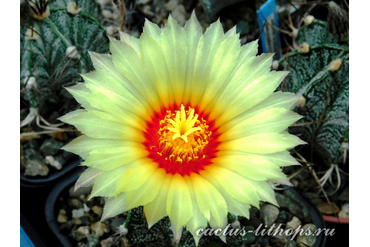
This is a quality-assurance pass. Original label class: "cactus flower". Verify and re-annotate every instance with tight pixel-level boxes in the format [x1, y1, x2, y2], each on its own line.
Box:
[60, 13, 303, 245]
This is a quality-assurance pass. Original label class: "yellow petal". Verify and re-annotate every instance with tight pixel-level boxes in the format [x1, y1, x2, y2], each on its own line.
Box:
[116, 161, 157, 193]
[263, 151, 301, 167]
[189, 173, 227, 226]
[65, 83, 93, 110]
[189, 19, 226, 107]
[101, 193, 127, 221]
[235, 40, 259, 68]
[199, 169, 251, 218]
[219, 132, 306, 154]
[82, 145, 148, 171]
[215, 71, 289, 126]
[90, 163, 138, 198]
[109, 36, 161, 113]
[249, 180, 279, 206]
[119, 31, 140, 53]
[60, 110, 145, 141]
[183, 175, 207, 246]
[62, 136, 149, 164]
[209, 214, 227, 243]
[213, 154, 287, 181]
[243, 91, 299, 114]
[74, 167, 102, 191]
[144, 172, 173, 228]
[161, 15, 188, 105]
[166, 174, 193, 230]
[198, 34, 241, 111]
[139, 32, 172, 108]
[58, 109, 86, 122]
[219, 108, 302, 141]
[142, 18, 162, 43]
[216, 150, 299, 167]
[200, 166, 260, 207]
[81, 69, 150, 121]
[86, 51, 147, 106]
[84, 92, 147, 131]
[125, 168, 166, 210]
[61, 135, 102, 160]
[183, 11, 203, 103]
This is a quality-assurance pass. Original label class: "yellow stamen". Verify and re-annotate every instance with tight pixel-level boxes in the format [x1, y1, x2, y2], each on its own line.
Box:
[157, 105, 211, 164]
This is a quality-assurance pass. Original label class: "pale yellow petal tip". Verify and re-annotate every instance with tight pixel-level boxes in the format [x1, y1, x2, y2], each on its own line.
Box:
[100, 212, 110, 222]
[190, 11, 198, 22]
[185, 10, 201, 28]
[73, 184, 80, 192]
[57, 109, 85, 122]
[166, 14, 176, 25]
[225, 25, 237, 38]
[170, 221, 183, 245]
[143, 18, 161, 32]
[296, 138, 307, 146]
[87, 193, 95, 201]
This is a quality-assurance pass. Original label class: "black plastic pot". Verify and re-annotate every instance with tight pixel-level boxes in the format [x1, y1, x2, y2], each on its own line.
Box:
[45, 167, 327, 247]
[287, 188, 327, 247]
[20, 156, 80, 188]
[45, 165, 85, 247]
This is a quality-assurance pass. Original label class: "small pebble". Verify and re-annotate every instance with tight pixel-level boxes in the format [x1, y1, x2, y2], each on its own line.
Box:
[286, 216, 302, 231]
[72, 208, 85, 218]
[296, 224, 317, 247]
[260, 204, 279, 227]
[91, 206, 103, 217]
[71, 226, 90, 241]
[91, 222, 110, 237]
[318, 202, 340, 214]
[338, 203, 349, 218]
[57, 209, 68, 223]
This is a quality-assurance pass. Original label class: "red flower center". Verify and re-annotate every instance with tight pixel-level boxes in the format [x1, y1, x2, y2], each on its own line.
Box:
[143, 104, 220, 176]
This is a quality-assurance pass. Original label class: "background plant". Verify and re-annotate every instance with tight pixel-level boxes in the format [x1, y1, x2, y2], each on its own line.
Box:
[20, 0, 109, 176]
[275, 0, 349, 215]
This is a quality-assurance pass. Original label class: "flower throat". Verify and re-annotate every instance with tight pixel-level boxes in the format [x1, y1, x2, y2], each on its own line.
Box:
[157, 104, 211, 164]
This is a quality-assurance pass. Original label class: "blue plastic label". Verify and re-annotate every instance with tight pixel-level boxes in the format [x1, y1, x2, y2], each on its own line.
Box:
[257, 0, 282, 59]
[20, 226, 35, 247]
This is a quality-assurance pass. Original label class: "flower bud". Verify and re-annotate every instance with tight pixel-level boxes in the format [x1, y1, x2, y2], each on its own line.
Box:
[102, 9, 112, 19]
[304, 15, 315, 25]
[33, 6, 50, 20]
[291, 28, 299, 38]
[24, 76, 37, 89]
[67, 2, 82, 15]
[66, 46, 80, 59]
[297, 96, 306, 107]
[298, 43, 309, 53]
[106, 26, 119, 36]
[328, 59, 342, 71]
[25, 28, 38, 40]
[231, 220, 241, 229]
[272, 60, 279, 70]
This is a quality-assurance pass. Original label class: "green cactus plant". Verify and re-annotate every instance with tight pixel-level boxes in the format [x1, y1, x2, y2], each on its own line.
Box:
[101, 207, 249, 247]
[20, 0, 109, 110]
[280, 19, 349, 167]
[20, 0, 109, 176]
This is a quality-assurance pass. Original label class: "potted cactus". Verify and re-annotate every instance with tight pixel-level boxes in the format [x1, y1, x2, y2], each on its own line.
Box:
[20, 0, 109, 186]
[276, 2, 349, 225]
